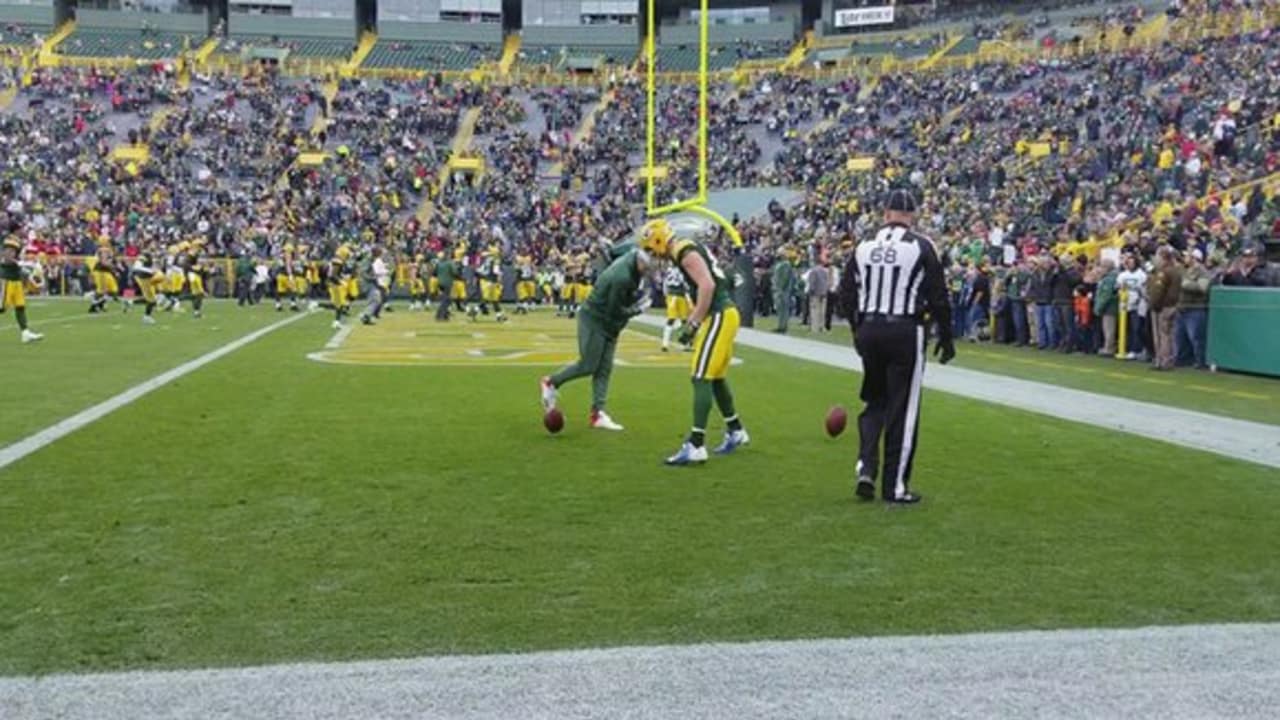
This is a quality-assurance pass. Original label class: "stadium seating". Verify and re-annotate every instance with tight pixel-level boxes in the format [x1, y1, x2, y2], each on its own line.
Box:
[363, 40, 500, 70]
[944, 36, 982, 56]
[60, 28, 198, 59]
[522, 44, 637, 71]
[219, 35, 353, 60]
[657, 41, 790, 72]
[0, 23, 49, 47]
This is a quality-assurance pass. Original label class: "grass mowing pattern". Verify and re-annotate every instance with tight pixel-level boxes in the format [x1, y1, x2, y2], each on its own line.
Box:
[778, 323, 1280, 426]
[2, 310, 1278, 675]
[1, 302, 287, 445]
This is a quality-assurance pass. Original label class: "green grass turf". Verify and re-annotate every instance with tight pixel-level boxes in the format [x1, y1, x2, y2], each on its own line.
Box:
[2, 310, 1279, 676]
[776, 322, 1280, 426]
[0, 300, 285, 446]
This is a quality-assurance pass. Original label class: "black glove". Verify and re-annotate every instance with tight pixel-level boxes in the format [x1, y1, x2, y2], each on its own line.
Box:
[934, 336, 956, 365]
[677, 320, 699, 346]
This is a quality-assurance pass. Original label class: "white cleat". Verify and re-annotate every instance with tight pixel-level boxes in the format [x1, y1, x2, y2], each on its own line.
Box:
[539, 376, 558, 411]
[142, 315, 157, 325]
[590, 410, 624, 431]
[665, 442, 708, 466]
[307, 301, 319, 312]
[332, 320, 344, 330]
[20, 329, 43, 343]
[713, 429, 750, 455]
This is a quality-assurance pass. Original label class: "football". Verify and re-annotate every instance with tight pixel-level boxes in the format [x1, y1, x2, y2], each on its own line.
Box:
[544, 408, 565, 434]
[825, 405, 848, 437]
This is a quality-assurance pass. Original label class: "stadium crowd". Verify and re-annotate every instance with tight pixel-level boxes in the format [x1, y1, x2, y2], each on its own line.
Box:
[1, 0, 1277, 371]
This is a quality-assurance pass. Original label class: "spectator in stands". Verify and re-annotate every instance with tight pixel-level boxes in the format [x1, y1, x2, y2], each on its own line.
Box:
[1028, 255, 1057, 350]
[1221, 242, 1272, 286]
[1117, 253, 1149, 361]
[1093, 258, 1120, 356]
[1147, 246, 1183, 371]
[1176, 249, 1211, 369]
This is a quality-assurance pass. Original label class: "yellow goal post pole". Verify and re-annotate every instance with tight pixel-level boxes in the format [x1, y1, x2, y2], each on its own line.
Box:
[644, 0, 741, 248]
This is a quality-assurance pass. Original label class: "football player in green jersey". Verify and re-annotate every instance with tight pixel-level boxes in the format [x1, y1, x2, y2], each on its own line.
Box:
[640, 219, 749, 465]
[539, 246, 654, 432]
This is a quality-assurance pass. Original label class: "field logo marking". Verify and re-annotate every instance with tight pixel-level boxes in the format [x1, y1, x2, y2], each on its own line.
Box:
[0, 312, 311, 472]
[306, 314, 707, 369]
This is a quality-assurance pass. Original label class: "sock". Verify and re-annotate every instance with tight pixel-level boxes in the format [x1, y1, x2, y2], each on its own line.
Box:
[15, 307, 27, 331]
[689, 380, 713, 447]
[146, 302, 155, 316]
[712, 380, 741, 431]
[689, 426, 706, 447]
[662, 322, 673, 347]
[193, 297, 203, 312]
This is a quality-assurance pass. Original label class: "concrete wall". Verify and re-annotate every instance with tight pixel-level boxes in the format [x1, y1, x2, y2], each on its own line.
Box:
[522, 24, 636, 47]
[379, 20, 503, 43]
[292, 0, 354, 20]
[229, 13, 353, 39]
[0, 2, 55, 27]
[78, 8, 207, 33]
[380, 0, 441, 23]
[662, 17, 795, 46]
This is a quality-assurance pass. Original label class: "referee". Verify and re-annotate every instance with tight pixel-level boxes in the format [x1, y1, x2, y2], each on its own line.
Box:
[837, 189, 955, 505]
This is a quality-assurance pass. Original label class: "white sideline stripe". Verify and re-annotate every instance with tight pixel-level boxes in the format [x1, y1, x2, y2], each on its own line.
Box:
[324, 322, 353, 349]
[0, 313, 310, 472]
[2, 623, 1278, 719]
[635, 316, 1280, 469]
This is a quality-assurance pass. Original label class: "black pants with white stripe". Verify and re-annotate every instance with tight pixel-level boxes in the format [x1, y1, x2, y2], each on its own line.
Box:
[853, 320, 926, 499]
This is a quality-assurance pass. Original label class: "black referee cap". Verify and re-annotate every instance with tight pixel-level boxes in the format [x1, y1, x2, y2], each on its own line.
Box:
[886, 189, 918, 213]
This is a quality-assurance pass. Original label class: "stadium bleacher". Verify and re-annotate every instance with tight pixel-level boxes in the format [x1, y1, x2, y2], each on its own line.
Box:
[59, 28, 197, 59]
[219, 35, 353, 60]
[0, 22, 49, 48]
[364, 40, 501, 71]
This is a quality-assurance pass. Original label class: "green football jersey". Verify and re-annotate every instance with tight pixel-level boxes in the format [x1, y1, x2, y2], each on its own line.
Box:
[581, 250, 644, 338]
[672, 238, 733, 313]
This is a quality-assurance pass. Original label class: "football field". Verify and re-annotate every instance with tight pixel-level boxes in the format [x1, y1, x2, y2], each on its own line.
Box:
[2, 300, 1279, 714]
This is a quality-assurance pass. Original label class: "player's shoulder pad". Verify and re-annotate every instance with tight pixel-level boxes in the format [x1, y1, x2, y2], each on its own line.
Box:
[671, 238, 696, 262]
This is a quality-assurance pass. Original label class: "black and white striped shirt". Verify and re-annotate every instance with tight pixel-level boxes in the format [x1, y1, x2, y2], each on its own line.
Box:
[838, 223, 952, 334]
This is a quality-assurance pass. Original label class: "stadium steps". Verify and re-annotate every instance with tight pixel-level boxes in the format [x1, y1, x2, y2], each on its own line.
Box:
[499, 33, 520, 75]
[193, 36, 220, 64]
[439, 107, 482, 186]
[919, 34, 964, 70]
[343, 31, 377, 75]
[805, 74, 880, 141]
[35, 19, 75, 68]
[781, 31, 812, 70]
[547, 87, 617, 178]
[416, 106, 482, 223]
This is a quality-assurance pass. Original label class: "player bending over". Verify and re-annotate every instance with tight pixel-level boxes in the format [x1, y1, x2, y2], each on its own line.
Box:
[131, 251, 165, 325]
[0, 237, 43, 343]
[639, 220, 749, 465]
[539, 245, 654, 431]
[88, 243, 127, 314]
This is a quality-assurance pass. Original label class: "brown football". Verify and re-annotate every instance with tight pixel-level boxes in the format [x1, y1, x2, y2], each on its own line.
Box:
[826, 406, 848, 437]
[544, 408, 565, 434]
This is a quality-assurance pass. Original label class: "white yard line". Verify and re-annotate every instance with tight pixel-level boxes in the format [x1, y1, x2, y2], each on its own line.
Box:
[323, 322, 354, 349]
[635, 317, 1280, 469]
[1, 623, 1277, 720]
[0, 313, 311, 472]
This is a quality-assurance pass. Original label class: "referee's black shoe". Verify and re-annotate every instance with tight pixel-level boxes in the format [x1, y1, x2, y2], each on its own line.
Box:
[855, 475, 876, 501]
[887, 492, 923, 505]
